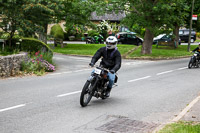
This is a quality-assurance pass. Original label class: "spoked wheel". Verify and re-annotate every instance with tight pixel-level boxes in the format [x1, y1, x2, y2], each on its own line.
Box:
[80, 81, 93, 107]
[188, 59, 194, 69]
[188, 60, 193, 69]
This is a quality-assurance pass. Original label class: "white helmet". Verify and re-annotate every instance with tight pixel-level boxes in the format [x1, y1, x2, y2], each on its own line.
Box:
[106, 36, 118, 49]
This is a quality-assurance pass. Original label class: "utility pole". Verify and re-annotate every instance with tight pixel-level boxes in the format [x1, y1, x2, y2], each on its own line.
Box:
[188, 0, 195, 52]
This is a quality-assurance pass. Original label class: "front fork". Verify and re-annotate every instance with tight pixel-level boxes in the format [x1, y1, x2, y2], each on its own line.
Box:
[87, 75, 99, 95]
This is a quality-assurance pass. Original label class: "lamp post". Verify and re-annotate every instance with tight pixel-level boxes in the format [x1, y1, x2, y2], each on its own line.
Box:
[188, 0, 195, 52]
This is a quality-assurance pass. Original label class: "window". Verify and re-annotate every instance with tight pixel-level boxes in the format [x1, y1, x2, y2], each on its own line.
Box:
[179, 31, 183, 35]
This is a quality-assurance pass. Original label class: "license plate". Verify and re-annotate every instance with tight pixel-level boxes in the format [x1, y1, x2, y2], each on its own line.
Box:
[94, 68, 101, 74]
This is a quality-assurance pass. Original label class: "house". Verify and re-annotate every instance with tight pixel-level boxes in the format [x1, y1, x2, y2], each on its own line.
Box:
[90, 11, 126, 24]
[47, 11, 126, 35]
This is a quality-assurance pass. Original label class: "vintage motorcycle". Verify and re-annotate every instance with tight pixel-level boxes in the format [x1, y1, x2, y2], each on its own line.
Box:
[80, 66, 117, 107]
[188, 51, 200, 69]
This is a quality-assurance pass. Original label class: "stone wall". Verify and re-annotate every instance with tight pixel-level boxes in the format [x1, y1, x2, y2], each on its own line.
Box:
[0, 53, 27, 78]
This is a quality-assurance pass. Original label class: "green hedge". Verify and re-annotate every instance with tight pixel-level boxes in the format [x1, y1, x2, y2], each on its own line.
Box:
[21, 38, 53, 55]
[50, 24, 64, 39]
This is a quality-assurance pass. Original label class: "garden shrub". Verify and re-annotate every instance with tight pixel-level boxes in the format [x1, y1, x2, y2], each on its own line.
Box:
[21, 51, 55, 76]
[21, 38, 53, 55]
[0, 33, 10, 39]
[50, 24, 64, 40]
[196, 32, 200, 38]
[88, 30, 99, 37]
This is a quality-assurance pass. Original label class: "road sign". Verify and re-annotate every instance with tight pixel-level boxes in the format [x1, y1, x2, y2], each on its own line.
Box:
[192, 15, 197, 20]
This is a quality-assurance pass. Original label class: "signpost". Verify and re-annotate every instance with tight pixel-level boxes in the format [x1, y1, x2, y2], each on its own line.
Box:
[188, 0, 195, 52]
[192, 15, 198, 20]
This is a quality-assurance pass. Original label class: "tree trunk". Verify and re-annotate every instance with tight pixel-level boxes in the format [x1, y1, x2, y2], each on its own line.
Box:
[8, 31, 14, 48]
[141, 28, 154, 55]
[39, 23, 48, 44]
[39, 33, 47, 44]
[173, 24, 179, 48]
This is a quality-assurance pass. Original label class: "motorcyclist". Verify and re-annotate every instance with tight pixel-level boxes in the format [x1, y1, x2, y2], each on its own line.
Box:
[89, 36, 121, 97]
[192, 43, 200, 52]
[192, 43, 200, 60]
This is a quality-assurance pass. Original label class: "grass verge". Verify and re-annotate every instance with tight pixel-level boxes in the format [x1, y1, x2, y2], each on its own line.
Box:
[52, 44, 135, 56]
[52, 44, 198, 59]
[158, 121, 200, 133]
[128, 45, 198, 59]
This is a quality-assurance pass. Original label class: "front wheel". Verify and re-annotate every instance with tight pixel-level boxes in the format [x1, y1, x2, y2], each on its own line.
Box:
[80, 81, 93, 107]
[188, 58, 194, 69]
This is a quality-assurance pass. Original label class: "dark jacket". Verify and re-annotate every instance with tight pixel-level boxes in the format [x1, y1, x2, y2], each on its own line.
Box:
[91, 47, 121, 72]
[192, 47, 200, 53]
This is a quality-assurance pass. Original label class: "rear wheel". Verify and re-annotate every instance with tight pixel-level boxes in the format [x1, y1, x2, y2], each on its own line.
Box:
[80, 81, 93, 107]
[137, 41, 142, 46]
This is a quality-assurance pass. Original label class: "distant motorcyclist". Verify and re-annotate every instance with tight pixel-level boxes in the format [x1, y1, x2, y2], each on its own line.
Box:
[192, 43, 200, 60]
[192, 43, 200, 53]
[89, 36, 121, 97]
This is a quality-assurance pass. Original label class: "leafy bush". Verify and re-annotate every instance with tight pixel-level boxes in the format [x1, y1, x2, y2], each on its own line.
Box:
[0, 34, 22, 55]
[0, 33, 10, 39]
[50, 24, 64, 40]
[196, 32, 200, 38]
[88, 30, 99, 37]
[21, 38, 53, 55]
[65, 24, 86, 40]
[21, 51, 55, 76]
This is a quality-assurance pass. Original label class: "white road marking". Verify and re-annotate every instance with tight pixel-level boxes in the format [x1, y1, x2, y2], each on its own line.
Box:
[68, 57, 91, 61]
[0, 104, 26, 113]
[122, 61, 153, 66]
[74, 70, 84, 72]
[177, 67, 187, 70]
[63, 71, 73, 74]
[156, 70, 174, 75]
[48, 73, 62, 76]
[57, 91, 81, 97]
[48, 68, 92, 76]
[128, 76, 151, 83]
[53, 57, 65, 60]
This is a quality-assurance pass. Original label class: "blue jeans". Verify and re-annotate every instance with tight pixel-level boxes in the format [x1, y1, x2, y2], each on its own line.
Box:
[90, 70, 115, 89]
[107, 72, 115, 89]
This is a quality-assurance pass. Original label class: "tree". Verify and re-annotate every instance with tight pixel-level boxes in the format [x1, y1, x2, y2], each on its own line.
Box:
[0, 0, 62, 45]
[22, 0, 62, 43]
[168, 0, 189, 48]
[50, 24, 64, 47]
[62, 0, 95, 37]
[91, 0, 191, 54]
[0, 0, 26, 47]
[183, 0, 200, 31]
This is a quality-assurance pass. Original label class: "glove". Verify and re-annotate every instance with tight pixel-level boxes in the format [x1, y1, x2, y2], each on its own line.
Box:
[89, 63, 94, 67]
[110, 70, 115, 74]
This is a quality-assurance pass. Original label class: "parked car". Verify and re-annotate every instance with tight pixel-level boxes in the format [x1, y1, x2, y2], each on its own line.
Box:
[179, 29, 196, 43]
[115, 32, 143, 46]
[153, 34, 181, 45]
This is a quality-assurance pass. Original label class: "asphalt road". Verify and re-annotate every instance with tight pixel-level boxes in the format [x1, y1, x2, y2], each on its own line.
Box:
[0, 54, 200, 133]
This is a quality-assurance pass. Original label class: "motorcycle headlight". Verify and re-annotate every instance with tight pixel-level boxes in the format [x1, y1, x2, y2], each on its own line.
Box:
[194, 53, 197, 56]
